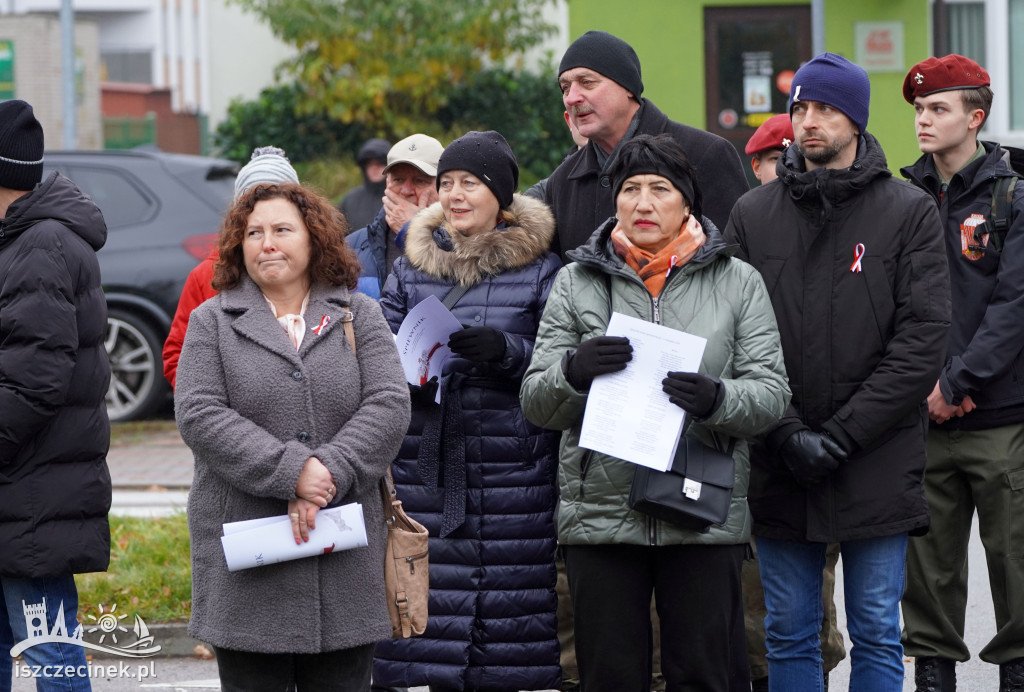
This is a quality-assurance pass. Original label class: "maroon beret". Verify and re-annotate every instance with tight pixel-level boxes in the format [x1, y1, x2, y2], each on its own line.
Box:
[903, 54, 990, 104]
[744, 113, 795, 156]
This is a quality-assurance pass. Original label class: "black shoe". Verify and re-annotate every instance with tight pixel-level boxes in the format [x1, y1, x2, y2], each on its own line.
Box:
[751, 676, 769, 692]
[1001, 657, 1024, 692]
[915, 656, 956, 692]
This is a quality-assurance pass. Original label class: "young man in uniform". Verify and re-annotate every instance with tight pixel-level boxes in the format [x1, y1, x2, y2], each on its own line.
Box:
[899, 54, 1024, 692]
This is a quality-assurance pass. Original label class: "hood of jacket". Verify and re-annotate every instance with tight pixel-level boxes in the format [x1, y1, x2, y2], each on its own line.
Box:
[568, 213, 736, 277]
[0, 171, 107, 252]
[404, 193, 554, 285]
[777, 132, 892, 214]
[901, 140, 1017, 201]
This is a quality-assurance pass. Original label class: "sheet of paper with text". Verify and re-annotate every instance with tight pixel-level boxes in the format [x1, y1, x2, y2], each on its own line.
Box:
[579, 312, 707, 472]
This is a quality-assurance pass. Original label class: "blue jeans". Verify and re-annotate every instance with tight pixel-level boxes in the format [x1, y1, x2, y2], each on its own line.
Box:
[0, 575, 91, 692]
[758, 534, 908, 692]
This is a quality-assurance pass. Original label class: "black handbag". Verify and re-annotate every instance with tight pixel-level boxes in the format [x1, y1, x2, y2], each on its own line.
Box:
[628, 434, 736, 533]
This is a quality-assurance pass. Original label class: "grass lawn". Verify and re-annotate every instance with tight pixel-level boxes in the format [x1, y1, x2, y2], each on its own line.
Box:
[76, 513, 191, 623]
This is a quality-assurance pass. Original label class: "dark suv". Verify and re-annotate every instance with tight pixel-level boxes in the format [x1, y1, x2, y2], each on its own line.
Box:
[43, 149, 238, 422]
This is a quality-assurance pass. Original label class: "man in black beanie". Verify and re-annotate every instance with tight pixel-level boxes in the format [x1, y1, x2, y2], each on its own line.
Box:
[529, 30, 748, 262]
[0, 99, 112, 691]
[338, 137, 391, 230]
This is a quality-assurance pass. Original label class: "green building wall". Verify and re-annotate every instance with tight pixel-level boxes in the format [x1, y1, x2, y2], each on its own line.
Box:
[566, 0, 932, 174]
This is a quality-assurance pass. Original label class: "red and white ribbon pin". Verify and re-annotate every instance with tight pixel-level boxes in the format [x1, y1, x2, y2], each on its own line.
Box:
[666, 255, 678, 278]
[311, 314, 331, 335]
[849, 243, 865, 273]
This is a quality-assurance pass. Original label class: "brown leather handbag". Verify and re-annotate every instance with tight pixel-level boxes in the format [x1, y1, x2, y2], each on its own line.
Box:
[342, 313, 429, 638]
[380, 469, 429, 638]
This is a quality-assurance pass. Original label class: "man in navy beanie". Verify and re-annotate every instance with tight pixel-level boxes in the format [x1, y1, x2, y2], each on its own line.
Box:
[0, 100, 111, 691]
[528, 30, 748, 263]
[725, 54, 951, 690]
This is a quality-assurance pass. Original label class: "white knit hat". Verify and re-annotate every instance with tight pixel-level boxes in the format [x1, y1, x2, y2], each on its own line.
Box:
[233, 146, 300, 199]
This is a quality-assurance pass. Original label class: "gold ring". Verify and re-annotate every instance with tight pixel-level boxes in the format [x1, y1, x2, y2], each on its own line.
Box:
[289, 513, 300, 519]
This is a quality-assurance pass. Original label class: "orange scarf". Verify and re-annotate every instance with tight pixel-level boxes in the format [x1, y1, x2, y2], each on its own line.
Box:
[611, 215, 706, 297]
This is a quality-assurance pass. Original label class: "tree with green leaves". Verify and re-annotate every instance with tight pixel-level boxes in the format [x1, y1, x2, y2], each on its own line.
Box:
[229, 0, 558, 135]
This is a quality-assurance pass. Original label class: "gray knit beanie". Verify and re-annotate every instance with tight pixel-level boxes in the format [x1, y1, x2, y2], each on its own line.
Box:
[0, 100, 44, 191]
[233, 146, 299, 199]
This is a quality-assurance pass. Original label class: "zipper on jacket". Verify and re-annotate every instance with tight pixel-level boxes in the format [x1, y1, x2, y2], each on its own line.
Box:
[579, 449, 594, 499]
[648, 515, 657, 546]
[652, 296, 661, 324]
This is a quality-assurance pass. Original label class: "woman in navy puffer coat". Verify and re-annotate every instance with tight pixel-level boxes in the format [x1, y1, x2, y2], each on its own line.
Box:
[373, 132, 562, 692]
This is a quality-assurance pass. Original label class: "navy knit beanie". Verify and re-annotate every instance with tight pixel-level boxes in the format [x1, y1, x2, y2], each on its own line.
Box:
[436, 131, 519, 210]
[0, 100, 44, 191]
[788, 53, 871, 134]
[559, 31, 644, 99]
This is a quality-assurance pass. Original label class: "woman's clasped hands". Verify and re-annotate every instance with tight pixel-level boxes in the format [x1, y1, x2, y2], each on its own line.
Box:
[288, 456, 336, 544]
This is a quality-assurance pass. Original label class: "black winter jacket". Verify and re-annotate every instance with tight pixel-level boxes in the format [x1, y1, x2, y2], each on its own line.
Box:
[542, 99, 749, 261]
[373, 195, 563, 691]
[0, 172, 112, 577]
[725, 134, 950, 543]
[901, 142, 1024, 429]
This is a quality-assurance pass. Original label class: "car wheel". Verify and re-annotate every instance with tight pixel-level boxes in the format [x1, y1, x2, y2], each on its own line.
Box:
[105, 308, 169, 422]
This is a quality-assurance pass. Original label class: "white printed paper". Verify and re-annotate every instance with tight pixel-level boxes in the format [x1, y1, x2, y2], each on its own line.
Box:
[579, 312, 707, 472]
[395, 294, 464, 403]
[220, 503, 368, 572]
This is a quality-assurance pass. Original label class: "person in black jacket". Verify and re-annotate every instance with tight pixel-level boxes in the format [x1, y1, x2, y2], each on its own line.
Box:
[528, 30, 748, 262]
[338, 137, 391, 230]
[372, 131, 562, 692]
[899, 54, 1024, 692]
[0, 100, 111, 691]
[725, 53, 951, 691]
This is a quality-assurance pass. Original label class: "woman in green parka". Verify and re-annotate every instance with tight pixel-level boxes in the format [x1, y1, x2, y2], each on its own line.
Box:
[520, 134, 790, 692]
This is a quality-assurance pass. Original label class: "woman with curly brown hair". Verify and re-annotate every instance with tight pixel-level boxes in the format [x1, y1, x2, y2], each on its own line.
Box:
[175, 182, 411, 692]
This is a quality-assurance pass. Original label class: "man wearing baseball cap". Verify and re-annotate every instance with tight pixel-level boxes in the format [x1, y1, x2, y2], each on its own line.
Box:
[347, 134, 444, 299]
[531, 30, 748, 262]
[899, 54, 1024, 692]
[725, 53, 950, 690]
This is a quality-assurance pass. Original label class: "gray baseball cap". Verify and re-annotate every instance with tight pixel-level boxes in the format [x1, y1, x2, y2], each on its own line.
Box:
[382, 134, 444, 177]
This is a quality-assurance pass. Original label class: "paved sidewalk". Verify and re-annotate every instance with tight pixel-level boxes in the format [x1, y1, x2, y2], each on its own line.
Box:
[108, 428, 194, 489]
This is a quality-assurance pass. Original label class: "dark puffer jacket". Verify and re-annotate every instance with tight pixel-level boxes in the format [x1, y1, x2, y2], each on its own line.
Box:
[0, 172, 112, 578]
[725, 134, 950, 544]
[373, 195, 563, 692]
[347, 207, 394, 299]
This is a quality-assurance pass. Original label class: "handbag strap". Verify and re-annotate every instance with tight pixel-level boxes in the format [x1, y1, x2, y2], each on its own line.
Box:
[441, 283, 473, 311]
[380, 467, 397, 524]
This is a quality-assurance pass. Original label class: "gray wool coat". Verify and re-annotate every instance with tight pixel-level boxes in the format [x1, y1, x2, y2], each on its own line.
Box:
[175, 277, 411, 654]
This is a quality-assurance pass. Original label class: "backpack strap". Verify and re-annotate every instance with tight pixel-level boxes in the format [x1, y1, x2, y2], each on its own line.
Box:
[987, 175, 1018, 253]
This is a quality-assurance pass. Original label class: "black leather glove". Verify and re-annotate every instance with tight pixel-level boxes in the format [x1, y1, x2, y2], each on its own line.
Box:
[662, 371, 722, 418]
[409, 376, 439, 406]
[779, 429, 847, 487]
[566, 336, 633, 390]
[448, 326, 506, 362]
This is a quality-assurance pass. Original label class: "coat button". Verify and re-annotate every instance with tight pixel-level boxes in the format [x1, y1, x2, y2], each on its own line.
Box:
[474, 315, 482, 322]
[600, 176, 611, 188]
[297, 431, 310, 443]
[291, 370, 302, 381]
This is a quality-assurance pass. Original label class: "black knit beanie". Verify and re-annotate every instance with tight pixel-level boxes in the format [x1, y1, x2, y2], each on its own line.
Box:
[0, 100, 44, 191]
[435, 131, 519, 210]
[558, 31, 644, 99]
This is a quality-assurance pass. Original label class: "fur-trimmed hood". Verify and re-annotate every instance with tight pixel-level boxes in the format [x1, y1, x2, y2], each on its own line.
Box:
[404, 193, 555, 285]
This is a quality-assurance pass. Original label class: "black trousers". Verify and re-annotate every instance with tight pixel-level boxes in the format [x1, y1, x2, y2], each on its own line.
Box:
[564, 543, 748, 692]
[213, 642, 375, 692]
